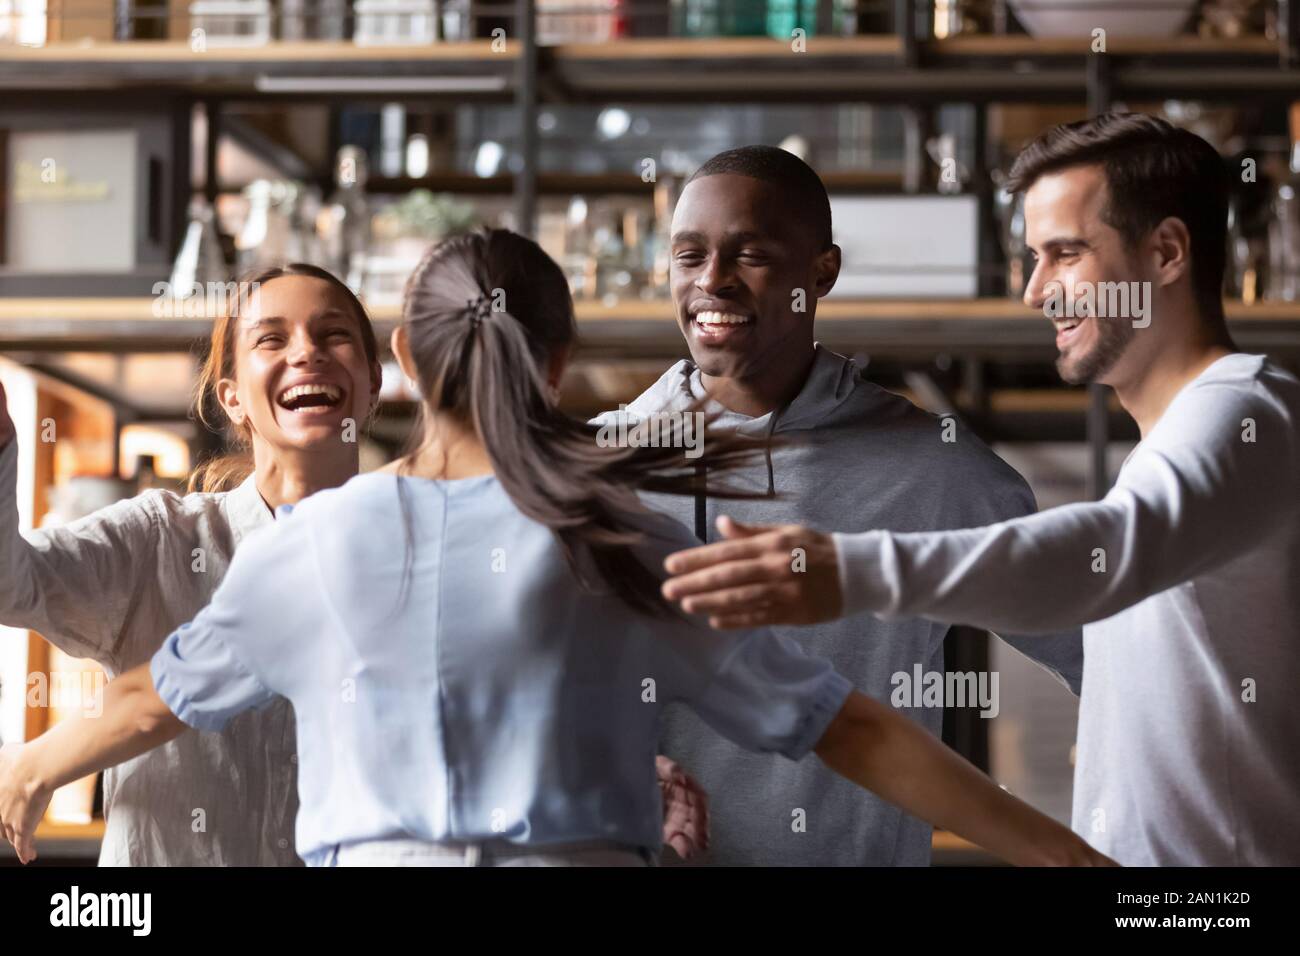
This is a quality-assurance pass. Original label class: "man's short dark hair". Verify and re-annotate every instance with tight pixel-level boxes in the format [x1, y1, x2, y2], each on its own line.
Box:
[688, 145, 833, 251]
[1007, 111, 1229, 325]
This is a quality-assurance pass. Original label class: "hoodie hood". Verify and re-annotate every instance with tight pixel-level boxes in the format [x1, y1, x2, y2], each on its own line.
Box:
[593, 344, 871, 538]
[617, 343, 865, 437]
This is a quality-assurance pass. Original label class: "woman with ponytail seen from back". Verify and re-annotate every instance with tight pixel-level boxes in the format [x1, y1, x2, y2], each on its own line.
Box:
[0, 230, 1113, 867]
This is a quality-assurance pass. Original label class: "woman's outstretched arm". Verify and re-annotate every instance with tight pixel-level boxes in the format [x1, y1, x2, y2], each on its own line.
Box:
[814, 690, 1113, 866]
[0, 381, 156, 664]
[0, 663, 184, 863]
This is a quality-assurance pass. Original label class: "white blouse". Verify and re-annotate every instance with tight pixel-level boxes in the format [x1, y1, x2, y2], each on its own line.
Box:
[0, 441, 299, 866]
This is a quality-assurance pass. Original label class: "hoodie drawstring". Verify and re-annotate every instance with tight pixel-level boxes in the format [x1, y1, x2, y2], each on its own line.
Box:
[693, 402, 788, 542]
[762, 404, 785, 496]
[693, 462, 708, 542]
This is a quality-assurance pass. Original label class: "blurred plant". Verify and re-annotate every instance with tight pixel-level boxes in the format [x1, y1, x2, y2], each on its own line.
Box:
[373, 190, 478, 241]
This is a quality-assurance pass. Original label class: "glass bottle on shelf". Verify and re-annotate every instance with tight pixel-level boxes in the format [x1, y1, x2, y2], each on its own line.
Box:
[278, 181, 308, 262]
[280, 0, 348, 40]
[441, 0, 471, 40]
[993, 176, 1029, 301]
[320, 147, 373, 292]
[293, 187, 326, 266]
[236, 179, 273, 273]
[650, 170, 685, 293]
[1226, 195, 1260, 304]
[169, 196, 229, 300]
[380, 103, 406, 178]
[1269, 180, 1300, 302]
[1268, 110, 1300, 302]
[591, 206, 631, 305]
[931, 0, 990, 39]
[135, 455, 160, 493]
[621, 207, 655, 301]
[562, 195, 593, 300]
[236, 180, 296, 272]
[115, 0, 169, 39]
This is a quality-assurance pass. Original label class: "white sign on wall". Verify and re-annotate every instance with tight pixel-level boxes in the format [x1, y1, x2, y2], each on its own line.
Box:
[828, 194, 979, 298]
[6, 129, 138, 274]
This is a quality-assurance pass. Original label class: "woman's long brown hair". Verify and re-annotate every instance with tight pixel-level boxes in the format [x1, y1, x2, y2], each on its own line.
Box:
[400, 228, 770, 616]
[189, 263, 381, 493]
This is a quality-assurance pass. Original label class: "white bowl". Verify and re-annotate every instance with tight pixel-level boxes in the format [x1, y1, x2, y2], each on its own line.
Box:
[1008, 1, 1196, 39]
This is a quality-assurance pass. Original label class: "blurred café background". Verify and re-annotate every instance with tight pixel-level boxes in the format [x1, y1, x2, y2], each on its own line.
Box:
[1, 0, 1298, 864]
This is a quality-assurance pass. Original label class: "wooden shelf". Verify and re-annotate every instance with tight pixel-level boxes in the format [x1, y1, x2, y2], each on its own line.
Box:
[0, 40, 516, 98]
[4, 297, 1300, 358]
[556, 35, 902, 59]
[0, 40, 513, 62]
[1, 34, 1295, 102]
[1, 34, 1278, 66]
[931, 34, 1281, 58]
[9, 295, 1300, 322]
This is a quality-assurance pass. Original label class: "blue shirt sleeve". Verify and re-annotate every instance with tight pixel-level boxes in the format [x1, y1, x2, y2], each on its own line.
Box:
[150, 619, 276, 732]
[688, 631, 853, 760]
[148, 515, 312, 732]
[630, 506, 854, 760]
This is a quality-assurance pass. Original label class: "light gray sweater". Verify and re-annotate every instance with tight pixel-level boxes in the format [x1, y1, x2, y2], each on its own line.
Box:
[836, 353, 1300, 865]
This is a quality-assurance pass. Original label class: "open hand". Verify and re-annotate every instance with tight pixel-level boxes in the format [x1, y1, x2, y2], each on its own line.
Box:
[0, 742, 50, 864]
[662, 516, 843, 629]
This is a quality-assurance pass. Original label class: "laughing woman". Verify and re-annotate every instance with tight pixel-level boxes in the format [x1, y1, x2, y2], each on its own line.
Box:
[0, 232, 1111, 867]
[0, 264, 383, 865]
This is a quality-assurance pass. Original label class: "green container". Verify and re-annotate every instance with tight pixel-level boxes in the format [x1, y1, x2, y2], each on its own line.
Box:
[671, 0, 851, 39]
[672, 0, 770, 37]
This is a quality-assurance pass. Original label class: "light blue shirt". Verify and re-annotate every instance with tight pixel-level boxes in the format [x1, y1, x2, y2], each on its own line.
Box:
[150, 472, 852, 866]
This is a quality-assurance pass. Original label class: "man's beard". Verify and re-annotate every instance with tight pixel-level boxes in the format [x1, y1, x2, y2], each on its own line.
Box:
[1057, 314, 1136, 384]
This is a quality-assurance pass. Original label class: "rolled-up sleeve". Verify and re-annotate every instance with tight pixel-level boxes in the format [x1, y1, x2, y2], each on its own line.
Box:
[631, 507, 854, 761]
[146, 517, 308, 732]
[150, 619, 276, 732]
[0, 439, 155, 664]
[690, 633, 853, 760]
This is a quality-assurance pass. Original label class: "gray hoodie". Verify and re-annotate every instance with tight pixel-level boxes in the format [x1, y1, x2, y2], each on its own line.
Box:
[594, 343, 1083, 866]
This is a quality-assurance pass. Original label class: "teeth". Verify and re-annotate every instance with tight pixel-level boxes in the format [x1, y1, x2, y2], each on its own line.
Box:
[695, 310, 752, 326]
[278, 383, 341, 405]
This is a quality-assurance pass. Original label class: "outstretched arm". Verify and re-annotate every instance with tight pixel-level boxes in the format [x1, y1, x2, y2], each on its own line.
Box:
[815, 691, 1112, 866]
[664, 377, 1296, 635]
[0, 663, 183, 863]
[0, 381, 155, 663]
[0, 515, 292, 864]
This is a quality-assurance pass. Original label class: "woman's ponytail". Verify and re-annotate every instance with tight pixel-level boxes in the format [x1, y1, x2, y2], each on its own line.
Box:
[402, 228, 769, 616]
